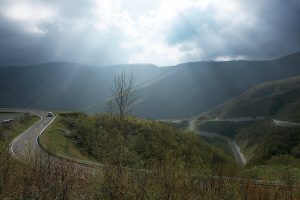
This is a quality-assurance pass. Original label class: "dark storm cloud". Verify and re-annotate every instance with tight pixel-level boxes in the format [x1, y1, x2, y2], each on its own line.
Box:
[223, 0, 300, 59]
[0, 0, 129, 66]
[0, 18, 53, 64]
[166, 0, 300, 61]
[0, 0, 299, 66]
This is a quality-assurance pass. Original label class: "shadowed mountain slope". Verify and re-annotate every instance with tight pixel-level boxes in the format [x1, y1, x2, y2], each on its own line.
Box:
[205, 75, 300, 122]
[1, 52, 300, 119]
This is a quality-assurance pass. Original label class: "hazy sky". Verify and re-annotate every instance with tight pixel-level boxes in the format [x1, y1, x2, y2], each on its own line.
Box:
[0, 0, 299, 66]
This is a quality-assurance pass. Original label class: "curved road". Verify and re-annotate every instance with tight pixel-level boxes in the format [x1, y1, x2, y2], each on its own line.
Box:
[5, 109, 297, 189]
[8, 110, 55, 160]
[188, 116, 300, 166]
[7, 109, 248, 168]
[273, 119, 300, 127]
[6, 109, 149, 173]
[189, 119, 247, 166]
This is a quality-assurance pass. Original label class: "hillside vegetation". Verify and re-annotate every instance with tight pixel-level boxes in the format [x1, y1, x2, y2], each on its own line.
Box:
[0, 112, 38, 147]
[42, 113, 234, 174]
[233, 119, 300, 182]
[39, 113, 300, 199]
[197, 120, 256, 139]
[235, 120, 300, 165]
[206, 75, 300, 122]
[1, 113, 299, 199]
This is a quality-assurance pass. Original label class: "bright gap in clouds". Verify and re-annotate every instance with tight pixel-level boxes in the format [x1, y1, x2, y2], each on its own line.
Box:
[0, 0, 299, 66]
[115, 0, 254, 65]
[1, 1, 55, 35]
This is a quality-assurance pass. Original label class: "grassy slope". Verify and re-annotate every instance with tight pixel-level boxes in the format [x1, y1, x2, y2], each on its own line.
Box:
[0, 112, 23, 121]
[197, 120, 256, 139]
[229, 119, 300, 181]
[2, 114, 299, 200]
[40, 115, 96, 162]
[235, 120, 300, 164]
[194, 74, 300, 179]
[205, 76, 300, 122]
[201, 137, 235, 159]
[40, 113, 235, 174]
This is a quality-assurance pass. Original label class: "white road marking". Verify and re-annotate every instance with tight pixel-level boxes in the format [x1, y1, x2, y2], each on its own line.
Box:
[9, 114, 42, 159]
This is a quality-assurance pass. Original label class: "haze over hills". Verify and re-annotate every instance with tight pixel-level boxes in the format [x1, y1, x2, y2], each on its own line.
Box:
[203, 75, 300, 122]
[133, 55, 300, 118]
[0, 62, 168, 111]
[1, 52, 300, 119]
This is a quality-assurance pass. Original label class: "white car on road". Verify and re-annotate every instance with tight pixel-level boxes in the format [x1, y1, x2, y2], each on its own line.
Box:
[47, 112, 54, 117]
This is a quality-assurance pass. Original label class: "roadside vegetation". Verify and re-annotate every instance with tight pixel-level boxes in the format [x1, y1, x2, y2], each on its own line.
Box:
[236, 120, 300, 165]
[202, 137, 235, 159]
[162, 120, 190, 130]
[1, 72, 300, 199]
[196, 118, 300, 182]
[232, 120, 300, 184]
[196, 76, 300, 185]
[2, 112, 299, 199]
[0, 112, 38, 149]
[42, 112, 235, 173]
[40, 113, 96, 163]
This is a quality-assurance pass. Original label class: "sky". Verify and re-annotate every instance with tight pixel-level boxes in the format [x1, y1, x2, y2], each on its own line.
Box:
[0, 0, 299, 66]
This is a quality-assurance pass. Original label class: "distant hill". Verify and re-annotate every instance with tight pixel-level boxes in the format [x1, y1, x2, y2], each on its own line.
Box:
[1, 52, 300, 119]
[0, 62, 168, 111]
[205, 75, 300, 122]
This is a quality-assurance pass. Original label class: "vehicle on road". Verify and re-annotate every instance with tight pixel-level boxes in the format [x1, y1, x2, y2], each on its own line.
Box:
[47, 112, 54, 117]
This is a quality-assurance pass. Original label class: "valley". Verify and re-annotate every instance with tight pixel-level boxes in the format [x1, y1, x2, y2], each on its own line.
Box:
[1, 52, 300, 199]
[1, 0, 299, 198]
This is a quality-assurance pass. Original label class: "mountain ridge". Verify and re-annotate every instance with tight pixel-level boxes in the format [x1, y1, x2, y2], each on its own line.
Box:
[1, 52, 300, 119]
[203, 75, 300, 122]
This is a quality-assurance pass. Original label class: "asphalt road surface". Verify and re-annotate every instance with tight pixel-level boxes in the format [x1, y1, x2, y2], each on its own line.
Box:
[189, 119, 247, 166]
[189, 116, 300, 166]
[273, 119, 300, 127]
[6, 108, 297, 168]
[4, 109, 295, 189]
[9, 110, 55, 160]
[6, 109, 148, 174]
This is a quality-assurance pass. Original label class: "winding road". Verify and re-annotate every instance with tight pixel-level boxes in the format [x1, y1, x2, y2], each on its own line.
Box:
[7, 110, 55, 160]
[188, 119, 247, 166]
[4, 109, 299, 189]
[5, 109, 149, 173]
[272, 119, 300, 127]
[5, 109, 248, 167]
[188, 116, 300, 166]
[5, 108, 300, 169]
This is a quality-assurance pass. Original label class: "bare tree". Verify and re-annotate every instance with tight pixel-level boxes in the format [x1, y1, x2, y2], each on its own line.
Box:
[108, 71, 136, 119]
